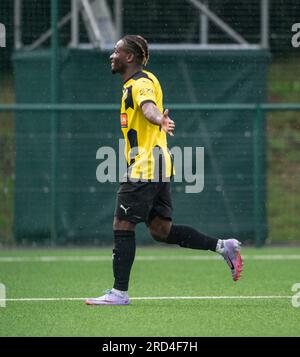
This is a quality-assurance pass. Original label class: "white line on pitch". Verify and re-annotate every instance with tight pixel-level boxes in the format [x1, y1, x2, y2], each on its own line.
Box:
[0, 296, 291, 302]
[1, 255, 300, 263]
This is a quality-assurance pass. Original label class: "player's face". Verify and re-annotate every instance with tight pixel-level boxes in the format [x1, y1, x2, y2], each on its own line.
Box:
[110, 40, 129, 74]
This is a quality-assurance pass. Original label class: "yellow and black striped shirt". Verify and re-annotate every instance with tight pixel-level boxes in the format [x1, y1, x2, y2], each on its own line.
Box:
[120, 70, 173, 180]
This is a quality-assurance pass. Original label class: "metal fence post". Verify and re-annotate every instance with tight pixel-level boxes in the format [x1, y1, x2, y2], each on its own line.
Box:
[50, 0, 59, 244]
[254, 105, 267, 247]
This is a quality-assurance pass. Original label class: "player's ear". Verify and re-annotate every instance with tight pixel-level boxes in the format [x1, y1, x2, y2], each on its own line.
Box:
[126, 52, 135, 64]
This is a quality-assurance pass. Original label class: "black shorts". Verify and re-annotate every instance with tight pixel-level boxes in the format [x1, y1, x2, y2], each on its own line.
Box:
[114, 180, 173, 225]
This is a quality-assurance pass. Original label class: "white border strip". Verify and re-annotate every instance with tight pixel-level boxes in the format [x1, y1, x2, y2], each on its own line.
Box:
[0, 295, 291, 302]
[1, 255, 300, 263]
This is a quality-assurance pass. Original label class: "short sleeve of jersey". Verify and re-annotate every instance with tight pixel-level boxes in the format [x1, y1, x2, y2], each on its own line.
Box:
[133, 79, 156, 108]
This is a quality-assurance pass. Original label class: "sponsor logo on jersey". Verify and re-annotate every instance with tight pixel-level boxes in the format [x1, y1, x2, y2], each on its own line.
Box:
[120, 113, 128, 128]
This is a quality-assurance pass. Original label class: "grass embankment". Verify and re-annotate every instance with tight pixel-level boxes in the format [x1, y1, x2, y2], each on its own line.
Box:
[267, 56, 300, 243]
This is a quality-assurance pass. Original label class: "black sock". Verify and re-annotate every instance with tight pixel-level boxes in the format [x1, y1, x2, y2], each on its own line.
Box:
[166, 224, 218, 252]
[112, 230, 136, 291]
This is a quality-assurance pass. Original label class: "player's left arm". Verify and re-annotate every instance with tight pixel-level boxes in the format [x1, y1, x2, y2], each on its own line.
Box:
[141, 103, 175, 137]
[134, 79, 175, 136]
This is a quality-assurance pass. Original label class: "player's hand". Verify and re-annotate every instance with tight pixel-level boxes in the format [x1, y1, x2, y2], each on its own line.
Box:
[161, 109, 175, 136]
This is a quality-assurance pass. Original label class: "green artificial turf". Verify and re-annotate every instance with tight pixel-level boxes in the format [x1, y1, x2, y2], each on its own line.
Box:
[0, 246, 300, 336]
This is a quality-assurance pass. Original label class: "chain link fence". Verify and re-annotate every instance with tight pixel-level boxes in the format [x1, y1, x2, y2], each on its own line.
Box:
[0, 1, 299, 244]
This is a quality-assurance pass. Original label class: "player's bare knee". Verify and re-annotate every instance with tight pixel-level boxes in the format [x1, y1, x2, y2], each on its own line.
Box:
[113, 217, 135, 231]
[149, 230, 167, 243]
[149, 226, 163, 242]
[149, 219, 171, 242]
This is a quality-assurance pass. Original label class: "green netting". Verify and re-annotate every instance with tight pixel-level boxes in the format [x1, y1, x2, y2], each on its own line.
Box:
[13, 49, 270, 244]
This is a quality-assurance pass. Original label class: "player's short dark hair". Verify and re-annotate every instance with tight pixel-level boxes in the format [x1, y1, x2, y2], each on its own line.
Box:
[122, 35, 149, 67]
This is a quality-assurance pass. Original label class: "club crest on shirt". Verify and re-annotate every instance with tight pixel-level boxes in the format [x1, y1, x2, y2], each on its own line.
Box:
[120, 113, 128, 128]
